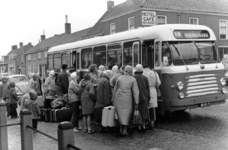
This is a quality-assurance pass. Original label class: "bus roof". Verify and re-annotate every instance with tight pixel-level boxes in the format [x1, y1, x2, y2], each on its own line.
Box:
[48, 24, 216, 54]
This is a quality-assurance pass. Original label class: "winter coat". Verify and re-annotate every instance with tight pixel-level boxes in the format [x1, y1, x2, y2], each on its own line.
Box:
[9, 87, 17, 104]
[43, 76, 55, 96]
[143, 68, 161, 108]
[31, 81, 42, 96]
[90, 73, 99, 86]
[24, 99, 41, 119]
[80, 80, 95, 115]
[110, 72, 122, 87]
[0, 82, 9, 99]
[68, 80, 80, 103]
[20, 93, 30, 111]
[113, 74, 139, 125]
[134, 72, 150, 120]
[95, 74, 112, 108]
[56, 71, 69, 94]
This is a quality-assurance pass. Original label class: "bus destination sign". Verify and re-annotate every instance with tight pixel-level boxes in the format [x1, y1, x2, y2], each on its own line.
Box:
[173, 30, 210, 39]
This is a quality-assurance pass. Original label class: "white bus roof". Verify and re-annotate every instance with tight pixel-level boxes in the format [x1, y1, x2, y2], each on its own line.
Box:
[48, 24, 216, 54]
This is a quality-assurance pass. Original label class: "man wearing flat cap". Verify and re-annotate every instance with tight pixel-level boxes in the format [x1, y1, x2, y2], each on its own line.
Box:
[56, 64, 69, 94]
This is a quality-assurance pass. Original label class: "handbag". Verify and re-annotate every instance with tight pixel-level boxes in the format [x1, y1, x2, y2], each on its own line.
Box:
[133, 105, 142, 125]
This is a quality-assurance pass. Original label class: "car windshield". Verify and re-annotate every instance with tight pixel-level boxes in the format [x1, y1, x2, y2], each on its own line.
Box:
[10, 76, 29, 83]
[165, 41, 219, 66]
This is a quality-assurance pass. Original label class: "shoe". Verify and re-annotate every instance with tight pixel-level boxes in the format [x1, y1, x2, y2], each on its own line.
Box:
[122, 132, 129, 136]
[87, 129, 95, 134]
[84, 129, 88, 133]
[74, 129, 79, 133]
[78, 127, 83, 130]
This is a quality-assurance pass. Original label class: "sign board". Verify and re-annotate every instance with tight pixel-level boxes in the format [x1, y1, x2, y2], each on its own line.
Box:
[141, 11, 156, 26]
[173, 30, 210, 39]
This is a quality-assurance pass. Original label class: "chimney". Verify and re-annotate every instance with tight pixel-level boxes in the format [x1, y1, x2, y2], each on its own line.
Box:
[107, 0, 114, 10]
[41, 35, 45, 41]
[19, 42, 23, 48]
[12, 45, 18, 50]
[65, 15, 71, 34]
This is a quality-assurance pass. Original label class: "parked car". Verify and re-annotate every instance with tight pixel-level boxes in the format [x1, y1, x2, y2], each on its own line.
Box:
[6, 74, 29, 97]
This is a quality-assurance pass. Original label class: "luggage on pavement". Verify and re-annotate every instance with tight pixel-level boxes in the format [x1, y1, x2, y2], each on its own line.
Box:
[54, 108, 73, 122]
[37, 96, 45, 108]
[101, 106, 116, 127]
[44, 108, 51, 122]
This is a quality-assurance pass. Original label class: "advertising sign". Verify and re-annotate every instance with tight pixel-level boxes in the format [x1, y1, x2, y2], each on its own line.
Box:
[141, 11, 156, 26]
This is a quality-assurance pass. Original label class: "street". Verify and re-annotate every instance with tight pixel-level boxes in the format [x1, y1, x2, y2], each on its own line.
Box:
[7, 92, 228, 150]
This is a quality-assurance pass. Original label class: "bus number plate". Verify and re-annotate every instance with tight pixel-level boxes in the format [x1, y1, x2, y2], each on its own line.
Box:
[200, 103, 211, 107]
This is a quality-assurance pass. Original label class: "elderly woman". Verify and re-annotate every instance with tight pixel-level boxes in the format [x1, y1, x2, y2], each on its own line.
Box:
[27, 73, 35, 91]
[89, 64, 99, 86]
[98, 65, 106, 79]
[110, 65, 122, 88]
[113, 65, 139, 136]
[31, 74, 42, 96]
[94, 70, 113, 125]
[142, 63, 161, 129]
[68, 72, 81, 132]
[134, 64, 150, 131]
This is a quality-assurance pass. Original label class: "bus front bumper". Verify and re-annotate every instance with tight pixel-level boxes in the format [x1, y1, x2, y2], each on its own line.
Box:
[170, 94, 227, 107]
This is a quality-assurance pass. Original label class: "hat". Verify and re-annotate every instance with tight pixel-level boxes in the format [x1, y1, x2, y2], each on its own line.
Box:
[54, 68, 60, 74]
[124, 65, 133, 75]
[9, 82, 15, 88]
[29, 90, 38, 100]
[135, 64, 144, 72]
[103, 70, 113, 79]
[70, 72, 77, 79]
[49, 70, 55, 76]
[62, 64, 67, 70]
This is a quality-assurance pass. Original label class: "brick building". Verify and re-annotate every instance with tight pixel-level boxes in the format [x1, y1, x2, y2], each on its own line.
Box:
[0, 56, 8, 74]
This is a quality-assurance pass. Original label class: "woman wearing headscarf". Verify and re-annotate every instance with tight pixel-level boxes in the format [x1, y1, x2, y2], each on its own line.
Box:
[113, 65, 139, 135]
[43, 70, 55, 96]
[110, 65, 122, 88]
[94, 70, 113, 126]
[80, 73, 96, 134]
[98, 65, 106, 79]
[68, 72, 81, 132]
[142, 63, 161, 129]
[134, 64, 150, 131]
[31, 74, 42, 96]
[89, 64, 99, 86]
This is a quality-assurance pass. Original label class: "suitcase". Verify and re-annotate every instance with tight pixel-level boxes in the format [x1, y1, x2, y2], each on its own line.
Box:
[55, 108, 73, 122]
[44, 109, 51, 122]
[37, 96, 45, 108]
[101, 106, 116, 127]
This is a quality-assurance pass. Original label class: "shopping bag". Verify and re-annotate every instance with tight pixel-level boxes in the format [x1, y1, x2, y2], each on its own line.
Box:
[133, 106, 142, 125]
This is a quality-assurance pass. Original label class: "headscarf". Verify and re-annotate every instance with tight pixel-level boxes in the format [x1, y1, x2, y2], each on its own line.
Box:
[99, 65, 105, 72]
[70, 72, 77, 82]
[29, 90, 38, 100]
[49, 70, 55, 77]
[112, 65, 118, 76]
[135, 64, 144, 72]
[103, 70, 113, 79]
[124, 65, 133, 75]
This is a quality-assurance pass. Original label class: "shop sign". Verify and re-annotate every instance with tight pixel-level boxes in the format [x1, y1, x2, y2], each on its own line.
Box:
[141, 11, 156, 25]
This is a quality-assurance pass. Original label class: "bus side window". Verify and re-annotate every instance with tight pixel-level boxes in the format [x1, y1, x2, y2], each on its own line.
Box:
[162, 42, 172, 66]
[107, 44, 122, 68]
[155, 41, 160, 67]
[47, 54, 53, 70]
[93, 46, 106, 68]
[81, 48, 92, 69]
[53, 53, 61, 69]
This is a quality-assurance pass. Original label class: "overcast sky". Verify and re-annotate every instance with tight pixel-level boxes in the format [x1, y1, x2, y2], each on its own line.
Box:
[0, 0, 126, 58]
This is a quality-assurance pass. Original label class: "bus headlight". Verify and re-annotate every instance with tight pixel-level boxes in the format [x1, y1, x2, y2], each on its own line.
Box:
[179, 92, 185, 99]
[220, 78, 226, 86]
[176, 81, 184, 91]
[221, 87, 226, 94]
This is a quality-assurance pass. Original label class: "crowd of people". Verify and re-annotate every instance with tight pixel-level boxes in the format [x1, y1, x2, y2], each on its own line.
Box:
[0, 62, 161, 136]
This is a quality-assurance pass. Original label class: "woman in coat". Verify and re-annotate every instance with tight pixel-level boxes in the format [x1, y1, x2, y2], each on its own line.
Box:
[113, 65, 139, 135]
[80, 73, 96, 134]
[43, 70, 55, 96]
[134, 64, 150, 131]
[68, 72, 81, 132]
[110, 65, 122, 88]
[94, 70, 113, 125]
[142, 63, 161, 128]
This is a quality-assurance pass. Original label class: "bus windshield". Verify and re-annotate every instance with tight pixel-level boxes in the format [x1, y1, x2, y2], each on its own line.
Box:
[167, 41, 219, 66]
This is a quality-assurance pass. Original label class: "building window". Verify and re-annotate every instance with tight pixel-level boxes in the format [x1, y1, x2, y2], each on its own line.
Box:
[34, 53, 36, 60]
[219, 20, 228, 40]
[128, 17, 135, 30]
[28, 54, 31, 61]
[110, 23, 116, 34]
[189, 17, 199, 25]
[157, 15, 167, 25]
[44, 51, 47, 58]
[38, 52, 41, 59]
[28, 65, 32, 75]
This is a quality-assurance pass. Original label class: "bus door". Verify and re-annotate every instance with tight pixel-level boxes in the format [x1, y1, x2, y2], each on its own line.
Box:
[142, 40, 154, 69]
[132, 41, 140, 67]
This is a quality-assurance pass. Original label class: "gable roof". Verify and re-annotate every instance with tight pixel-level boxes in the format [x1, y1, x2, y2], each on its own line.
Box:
[51, 27, 92, 47]
[25, 34, 65, 54]
[84, 0, 228, 38]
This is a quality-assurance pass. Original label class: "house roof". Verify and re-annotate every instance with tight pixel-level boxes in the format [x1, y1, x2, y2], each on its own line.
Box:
[25, 34, 65, 54]
[51, 27, 92, 47]
[84, 0, 228, 38]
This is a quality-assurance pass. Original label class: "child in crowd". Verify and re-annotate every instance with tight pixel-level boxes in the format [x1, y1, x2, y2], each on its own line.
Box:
[9, 82, 18, 118]
[24, 90, 41, 131]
